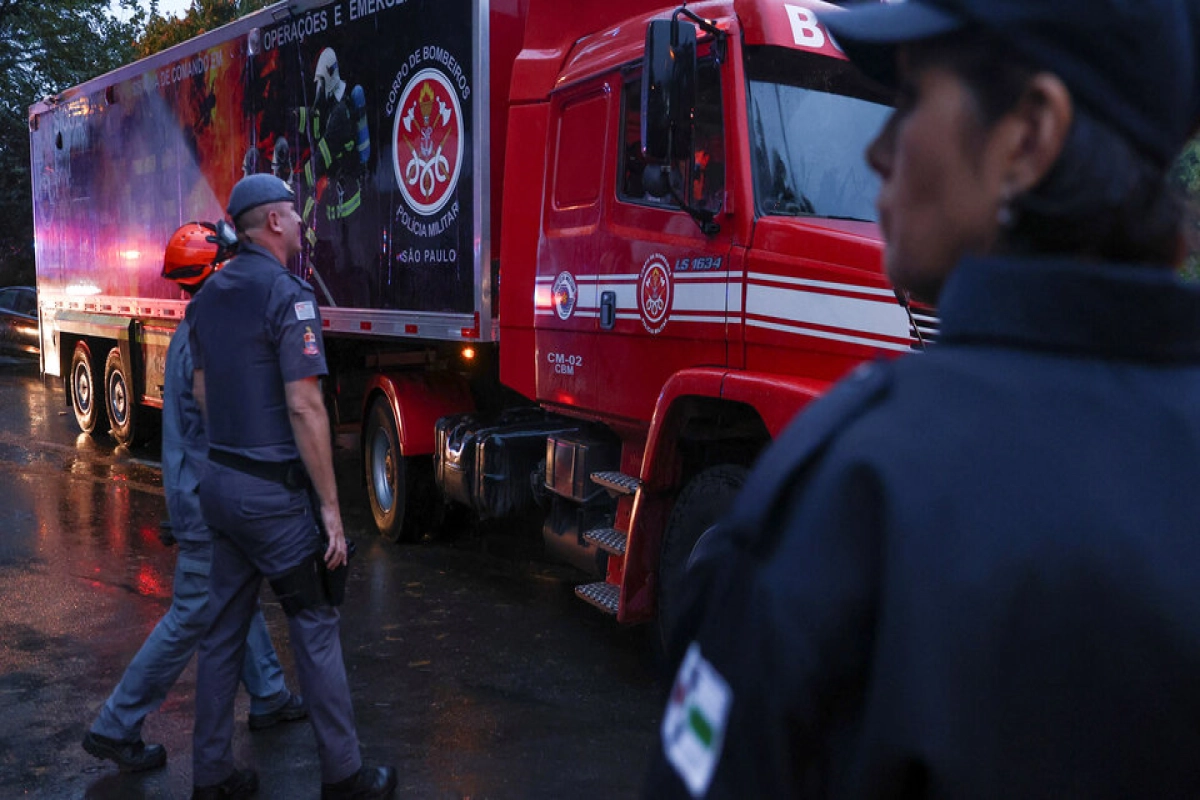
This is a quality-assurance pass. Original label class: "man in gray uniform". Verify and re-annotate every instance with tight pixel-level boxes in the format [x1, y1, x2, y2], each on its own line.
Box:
[187, 175, 396, 800]
[82, 222, 306, 775]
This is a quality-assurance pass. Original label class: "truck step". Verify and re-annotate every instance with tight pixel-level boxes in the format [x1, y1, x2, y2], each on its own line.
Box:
[583, 527, 627, 556]
[575, 582, 619, 615]
[591, 470, 641, 497]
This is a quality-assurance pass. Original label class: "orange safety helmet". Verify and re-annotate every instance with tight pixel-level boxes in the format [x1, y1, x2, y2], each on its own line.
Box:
[161, 221, 236, 287]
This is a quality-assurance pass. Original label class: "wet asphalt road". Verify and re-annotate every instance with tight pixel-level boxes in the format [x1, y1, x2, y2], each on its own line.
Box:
[0, 358, 662, 799]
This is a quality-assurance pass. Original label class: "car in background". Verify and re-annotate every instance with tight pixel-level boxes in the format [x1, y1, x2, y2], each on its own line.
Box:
[0, 286, 38, 359]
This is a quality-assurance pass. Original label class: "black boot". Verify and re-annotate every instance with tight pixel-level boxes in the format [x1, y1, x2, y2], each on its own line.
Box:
[321, 765, 398, 799]
[82, 731, 167, 773]
[248, 691, 308, 731]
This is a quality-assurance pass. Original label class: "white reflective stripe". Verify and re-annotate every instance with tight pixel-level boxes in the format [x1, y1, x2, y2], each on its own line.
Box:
[671, 314, 727, 324]
[535, 273, 639, 283]
[672, 282, 727, 314]
[747, 318, 912, 352]
[535, 309, 732, 325]
[674, 272, 728, 281]
[746, 283, 910, 340]
[747, 272, 897, 298]
[539, 271, 887, 296]
[534, 272, 913, 345]
[597, 283, 639, 308]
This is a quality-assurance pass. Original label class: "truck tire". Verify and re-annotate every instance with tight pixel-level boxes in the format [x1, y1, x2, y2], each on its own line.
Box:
[364, 397, 434, 542]
[657, 464, 748, 649]
[104, 348, 141, 447]
[69, 341, 104, 436]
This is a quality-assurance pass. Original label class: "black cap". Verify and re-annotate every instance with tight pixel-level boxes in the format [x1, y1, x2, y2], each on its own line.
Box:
[226, 174, 295, 221]
[820, 0, 1200, 167]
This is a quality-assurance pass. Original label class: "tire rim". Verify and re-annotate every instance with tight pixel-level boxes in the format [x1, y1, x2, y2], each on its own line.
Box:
[73, 362, 92, 414]
[370, 428, 395, 513]
[109, 373, 128, 426]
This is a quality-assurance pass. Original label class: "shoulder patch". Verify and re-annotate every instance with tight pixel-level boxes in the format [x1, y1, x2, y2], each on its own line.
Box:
[294, 300, 316, 321]
[302, 326, 320, 357]
[662, 642, 732, 798]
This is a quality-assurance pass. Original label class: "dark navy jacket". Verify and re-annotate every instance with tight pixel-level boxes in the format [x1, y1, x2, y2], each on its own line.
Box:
[647, 255, 1200, 799]
[187, 242, 327, 463]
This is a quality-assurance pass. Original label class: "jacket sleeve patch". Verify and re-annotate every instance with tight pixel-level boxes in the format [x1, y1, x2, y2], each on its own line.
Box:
[294, 300, 316, 320]
[662, 642, 732, 797]
[302, 326, 320, 356]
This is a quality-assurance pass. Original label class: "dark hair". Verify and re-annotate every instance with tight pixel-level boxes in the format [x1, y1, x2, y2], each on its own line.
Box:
[913, 32, 1185, 265]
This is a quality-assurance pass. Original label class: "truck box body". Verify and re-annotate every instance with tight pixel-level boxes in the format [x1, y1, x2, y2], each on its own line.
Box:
[30, 0, 510, 393]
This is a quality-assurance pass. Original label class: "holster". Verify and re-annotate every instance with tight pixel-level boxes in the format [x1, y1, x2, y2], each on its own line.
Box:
[308, 485, 357, 608]
[320, 548, 352, 606]
[269, 552, 326, 616]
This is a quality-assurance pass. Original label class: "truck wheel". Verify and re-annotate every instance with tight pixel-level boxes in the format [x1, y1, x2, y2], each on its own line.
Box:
[364, 397, 434, 542]
[104, 348, 140, 447]
[69, 341, 104, 436]
[657, 464, 748, 649]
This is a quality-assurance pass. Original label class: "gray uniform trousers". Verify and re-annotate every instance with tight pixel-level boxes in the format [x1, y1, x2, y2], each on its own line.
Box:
[193, 462, 361, 786]
[91, 535, 288, 743]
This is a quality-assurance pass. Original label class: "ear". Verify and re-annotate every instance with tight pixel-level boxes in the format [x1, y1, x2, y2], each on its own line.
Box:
[1001, 73, 1073, 195]
[266, 206, 285, 234]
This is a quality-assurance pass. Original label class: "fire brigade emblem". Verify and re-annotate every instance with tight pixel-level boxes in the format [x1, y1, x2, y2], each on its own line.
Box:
[392, 68, 463, 216]
[302, 326, 319, 356]
[552, 271, 578, 320]
[638, 253, 673, 334]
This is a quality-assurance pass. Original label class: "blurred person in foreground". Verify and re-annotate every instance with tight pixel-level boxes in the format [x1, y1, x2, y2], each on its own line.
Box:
[82, 223, 306, 774]
[645, 0, 1200, 797]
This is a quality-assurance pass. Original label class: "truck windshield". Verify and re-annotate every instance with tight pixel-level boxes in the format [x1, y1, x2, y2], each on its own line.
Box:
[746, 46, 892, 223]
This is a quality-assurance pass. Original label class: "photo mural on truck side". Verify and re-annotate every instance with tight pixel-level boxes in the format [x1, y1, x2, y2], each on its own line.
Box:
[253, 0, 475, 312]
[31, 38, 253, 303]
[31, 0, 475, 315]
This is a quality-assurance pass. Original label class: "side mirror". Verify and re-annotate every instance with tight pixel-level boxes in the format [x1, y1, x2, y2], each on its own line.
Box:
[642, 164, 673, 199]
[641, 18, 696, 164]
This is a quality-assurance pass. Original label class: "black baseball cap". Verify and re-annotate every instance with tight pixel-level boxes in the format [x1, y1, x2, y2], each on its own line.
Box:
[226, 174, 295, 222]
[819, 0, 1200, 167]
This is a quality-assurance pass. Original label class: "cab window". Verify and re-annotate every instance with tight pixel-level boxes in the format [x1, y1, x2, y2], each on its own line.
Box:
[745, 46, 890, 222]
[618, 58, 724, 213]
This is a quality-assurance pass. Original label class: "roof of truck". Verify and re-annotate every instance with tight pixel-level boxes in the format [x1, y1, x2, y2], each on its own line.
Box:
[515, 0, 847, 101]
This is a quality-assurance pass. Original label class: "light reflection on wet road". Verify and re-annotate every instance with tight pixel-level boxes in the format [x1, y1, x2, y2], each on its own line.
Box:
[0, 360, 661, 799]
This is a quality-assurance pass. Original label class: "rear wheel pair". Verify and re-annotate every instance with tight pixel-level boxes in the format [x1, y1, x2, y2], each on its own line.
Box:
[70, 341, 145, 447]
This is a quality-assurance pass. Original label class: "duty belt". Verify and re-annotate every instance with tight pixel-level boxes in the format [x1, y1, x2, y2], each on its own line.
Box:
[208, 449, 309, 490]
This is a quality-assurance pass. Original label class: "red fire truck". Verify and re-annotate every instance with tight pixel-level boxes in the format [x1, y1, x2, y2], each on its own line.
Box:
[29, 0, 927, 634]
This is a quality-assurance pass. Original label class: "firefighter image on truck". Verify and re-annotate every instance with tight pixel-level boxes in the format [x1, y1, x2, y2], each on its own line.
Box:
[296, 45, 375, 308]
[30, 0, 926, 640]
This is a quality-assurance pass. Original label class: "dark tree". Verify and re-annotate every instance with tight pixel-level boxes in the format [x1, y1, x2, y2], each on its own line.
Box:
[0, 0, 143, 285]
[135, 0, 273, 59]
